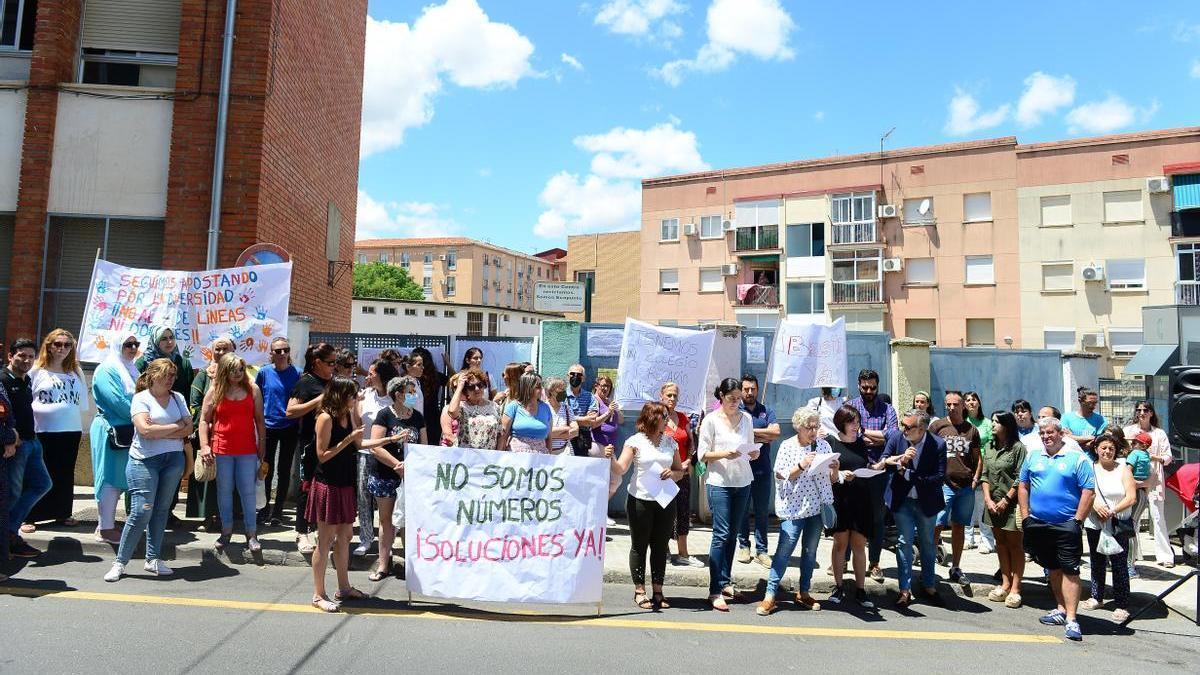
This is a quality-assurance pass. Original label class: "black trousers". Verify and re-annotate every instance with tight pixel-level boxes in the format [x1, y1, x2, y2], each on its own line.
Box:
[627, 493, 675, 587]
[28, 431, 81, 522]
[263, 425, 299, 518]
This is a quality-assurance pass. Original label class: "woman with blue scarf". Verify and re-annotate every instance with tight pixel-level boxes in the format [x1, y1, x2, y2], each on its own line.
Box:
[89, 334, 140, 544]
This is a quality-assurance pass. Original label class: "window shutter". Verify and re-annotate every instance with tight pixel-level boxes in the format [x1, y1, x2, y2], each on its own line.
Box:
[82, 0, 183, 54]
[963, 193, 992, 222]
[964, 255, 994, 284]
[1039, 195, 1071, 226]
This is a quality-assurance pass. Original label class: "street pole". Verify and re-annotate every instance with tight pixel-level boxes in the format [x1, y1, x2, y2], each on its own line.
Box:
[584, 276, 593, 323]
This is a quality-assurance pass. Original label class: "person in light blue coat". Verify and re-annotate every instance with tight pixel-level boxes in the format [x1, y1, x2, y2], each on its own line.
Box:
[90, 334, 140, 544]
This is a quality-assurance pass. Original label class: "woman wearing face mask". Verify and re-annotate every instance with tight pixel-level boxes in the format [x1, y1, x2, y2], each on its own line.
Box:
[544, 377, 579, 455]
[89, 334, 140, 543]
[353, 359, 400, 557]
[365, 376, 425, 581]
[445, 367, 501, 450]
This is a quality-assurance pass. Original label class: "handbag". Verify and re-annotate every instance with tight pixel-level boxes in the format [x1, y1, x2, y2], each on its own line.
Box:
[107, 424, 135, 450]
[1097, 479, 1135, 540]
[193, 455, 216, 482]
[821, 502, 837, 529]
[1097, 521, 1124, 555]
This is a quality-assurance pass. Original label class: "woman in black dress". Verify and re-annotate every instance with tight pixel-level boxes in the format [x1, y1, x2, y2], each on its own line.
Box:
[824, 404, 887, 609]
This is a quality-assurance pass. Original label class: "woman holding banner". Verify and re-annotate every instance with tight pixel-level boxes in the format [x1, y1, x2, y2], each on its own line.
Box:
[613, 401, 684, 610]
[365, 375, 425, 581]
[662, 383, 703, 568]
[500, 373, 553, 454]
[445, 367, 501, 450]
[698, 378, 759, 611]
[89, 334, 140, 543]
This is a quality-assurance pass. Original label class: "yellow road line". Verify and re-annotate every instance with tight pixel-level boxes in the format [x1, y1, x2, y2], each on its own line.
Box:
[0, 586, 1059, 644]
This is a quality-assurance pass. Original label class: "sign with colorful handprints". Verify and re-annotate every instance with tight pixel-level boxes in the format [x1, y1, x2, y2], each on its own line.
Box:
[78, 258, 293, 368]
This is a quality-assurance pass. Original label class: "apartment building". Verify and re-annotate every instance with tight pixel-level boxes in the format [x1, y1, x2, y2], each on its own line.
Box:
[352, 297, 554, 338]
[0, 0, 366, 339]
[560, 231, 641, 323]
[1015, 127, 1200, 376]
[354, 237, 559, 312]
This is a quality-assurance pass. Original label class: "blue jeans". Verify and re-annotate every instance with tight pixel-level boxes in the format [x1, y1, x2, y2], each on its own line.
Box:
[117, 452, 185, 564]
[893, 497, 937, 591]
[766, 514, 824, 596]
[936, 484, 974, 528]
[216, 454, 258, 535]
[706, 484, 750, 595]
[737, 470, 772, 554]
[6, 437, 51, 534]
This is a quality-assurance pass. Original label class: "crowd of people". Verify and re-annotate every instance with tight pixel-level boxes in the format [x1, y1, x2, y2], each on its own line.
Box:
[0, 329, 1181, 640]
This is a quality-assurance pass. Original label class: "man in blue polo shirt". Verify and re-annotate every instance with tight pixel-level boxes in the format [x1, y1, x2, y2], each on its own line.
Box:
[736, 374, 779, 568]
[1018, 416, 1095, 641]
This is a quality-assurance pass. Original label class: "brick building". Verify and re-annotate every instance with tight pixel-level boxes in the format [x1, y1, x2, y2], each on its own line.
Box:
[560, 231, 641, 323]
[0, 0, 366, 343]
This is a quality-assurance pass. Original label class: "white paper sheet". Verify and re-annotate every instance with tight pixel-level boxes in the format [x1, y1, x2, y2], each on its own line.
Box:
[852, 467, 884, 479]
[734, 442, 762, 458]
[635, 465, 681, 509]
[805, 452, 840, 476]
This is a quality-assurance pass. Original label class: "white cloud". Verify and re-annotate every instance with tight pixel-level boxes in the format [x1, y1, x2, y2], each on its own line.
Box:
[478, 167, 492, 178]
[813, 110, 825, 122]
[595, 0, 685, 37]
[654, 0, 794, 86]
[1016, 71, 1075, 126]
[1192, 59, 1200, 78]
[1174, 22, 1200, 42]
[944, 88, 1010, 136]
[535, 122, 708, 239]
[355, 190, 461, 240]
[361, 0, 535, 157]
[561, 53, 584, 70]
[1064, 94, 1157, 135]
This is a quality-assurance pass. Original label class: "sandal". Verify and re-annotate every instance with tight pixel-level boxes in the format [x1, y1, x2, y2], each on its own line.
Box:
[368, 565, 389, 582]
[896, 591, 913, 609]
[652, 593, 670, 610]
[634, 592, 653, 610]
[721, 585, 743, 602]
[710, 595, 730, 612]
[311, 595, 340, 613]
[20, 523, 36, 534]
[334, 587, 368, 602]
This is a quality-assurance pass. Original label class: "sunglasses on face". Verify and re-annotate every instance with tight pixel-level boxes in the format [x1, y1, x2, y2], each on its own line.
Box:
[273, 348, 291, 355]
[322, 359, 336, 366]
[464, 382, 483, 391]
[122, 341, 140, 349]
[900, 422, 916, 431]
[1135, 409, 1150, 414]
[52, 341, 73, 349]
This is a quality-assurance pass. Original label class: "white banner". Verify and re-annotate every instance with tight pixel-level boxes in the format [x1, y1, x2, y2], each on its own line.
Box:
[404, 444, 608, 605]
[78, 259, 292, 369]
[767, 317, 847, 389]
[451, 339, 533, 392]
[614, 319, 715, 414]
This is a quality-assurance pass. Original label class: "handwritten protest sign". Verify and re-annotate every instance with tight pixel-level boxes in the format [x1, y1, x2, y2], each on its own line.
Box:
[767, 317, 847, 389]
[78, 259, 292, 369]
[614, 319, 715, 414]
[451, 339, 533, 392]
[404, 444, 608, 605]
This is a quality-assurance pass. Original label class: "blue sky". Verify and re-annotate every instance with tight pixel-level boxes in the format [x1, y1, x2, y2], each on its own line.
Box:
[356, 0, 1200, 253]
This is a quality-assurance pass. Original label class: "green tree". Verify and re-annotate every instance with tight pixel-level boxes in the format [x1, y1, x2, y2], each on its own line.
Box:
[352, 261, 423, 300]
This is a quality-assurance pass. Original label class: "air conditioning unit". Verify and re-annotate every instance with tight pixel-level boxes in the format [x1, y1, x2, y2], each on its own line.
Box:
[721, 263, 738, 276]
[1082, 332, 1106, 348]
[877, 204, 898, 219]
[1146, 176, 1170, 194]
[438, 254, 447, 261]
[683, 223, 698, 237]
[882, 258, 903, 272]
[722, 219, 736, 232]
[1081, 265, 1105, 282]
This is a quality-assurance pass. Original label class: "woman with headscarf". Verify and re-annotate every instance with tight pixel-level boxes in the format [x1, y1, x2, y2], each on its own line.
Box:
[187, 337, 236, 530]
[89, 334, 141, 543]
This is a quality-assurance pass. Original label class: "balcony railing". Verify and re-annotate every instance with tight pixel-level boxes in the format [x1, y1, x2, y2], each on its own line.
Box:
[735, 284, 779, 306]
[831, 280, 882, 304]
[830, 221, 877, 246]
[735, 225, 779, 252]
[1177, 281, 1200, 305]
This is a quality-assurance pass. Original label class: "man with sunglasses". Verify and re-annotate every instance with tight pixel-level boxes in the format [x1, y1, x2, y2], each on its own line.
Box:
[881, 409, 946, 608]
[255, 337, 300, 526]
[1, 339, 50, 558]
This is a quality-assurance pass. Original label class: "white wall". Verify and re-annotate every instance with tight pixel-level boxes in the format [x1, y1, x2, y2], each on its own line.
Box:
[0, 89, 26, 211]
[47, 88, 173, 217]
[351, 299, 546, 337]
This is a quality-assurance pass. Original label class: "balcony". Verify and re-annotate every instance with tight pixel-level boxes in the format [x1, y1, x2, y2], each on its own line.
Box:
[1177, 281, 1200, 305]
[735, 225, 779, 253]
[830, 221, 877, 246]
[1171, 209, 1200, 239]
[830, 280, 882, 304]
[736, 284, 779, 307]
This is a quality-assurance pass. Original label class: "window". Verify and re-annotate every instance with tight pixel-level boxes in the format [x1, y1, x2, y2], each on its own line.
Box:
[483, 263, 489, 281]
[963, 192, 992, 222]
[447, 249, 457, 269]
[482, 287, 489, 305]
[830, 193, 874, 225]
[504, 314, 510, 322]
[903, 197, 935, 224]
[699, 268, 723, 293]
[1044, 328, 1076, 351]
[423, 252, 433, 264]
[467, 311, 483, 336]
[537, 268, 542, 278]
[1179, 243, 1200, 283]
[79, 0, 180, 87]
[522, 317, 528, 324]
[400, 252, 410, 268]
[830, 249, 882, 303]
[444, 310, 455, 318]
[378, 253, 389, 264]
[660, 218, 679, 241]
[1108, 328, 1143, 356]
[905, 258, 936, 285]
[383, 307, 397, 316]
[964, 255, 994, 285]
[1041, 262, 1074, 292]
[356, 253, 367, 263]
[424, 309, 436, 317]
[404, 308, 417, 317]
[1103, 190, 1143, 223]
[422, 276, 432, 296]
[1, 0, 37, 51]
[659, 269, 679, 293]
[785, 223, 825, 257]
[1105, 258, 1146, 290]
[445, 276, 456, 296]
[906, 318, 936, 344]
[361, 305, 376, 314]
[700, 215, 723, 238]
[574, 270, 595, 293]
[966, 319, 995, 347]
[494, 256, 501, 267]
[488, 313, 499, 336]
[735, 200, 781, 227]
[786, 282, 825, 315]
[1039, 195, 1072, 226]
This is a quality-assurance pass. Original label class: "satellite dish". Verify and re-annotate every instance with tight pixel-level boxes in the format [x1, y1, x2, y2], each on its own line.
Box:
[918, 198, 931, 216]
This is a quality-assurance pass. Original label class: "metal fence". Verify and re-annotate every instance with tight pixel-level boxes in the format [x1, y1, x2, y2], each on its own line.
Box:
[1098, 377, 1149, 429]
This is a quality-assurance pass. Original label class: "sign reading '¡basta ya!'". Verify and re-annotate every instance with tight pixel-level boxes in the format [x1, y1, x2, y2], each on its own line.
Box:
[404, 444, 609, 605]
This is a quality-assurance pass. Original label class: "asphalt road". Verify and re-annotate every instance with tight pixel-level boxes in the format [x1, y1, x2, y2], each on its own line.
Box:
[1, 550, 1197, 674]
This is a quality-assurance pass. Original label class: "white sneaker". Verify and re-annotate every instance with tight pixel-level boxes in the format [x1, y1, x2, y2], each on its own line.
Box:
[352, 543, 370, 557]
[978, 541, 995, 554]
[144, 559, 174, 576]
[606, 517, 616, 527]
[104, 562, 125, 582]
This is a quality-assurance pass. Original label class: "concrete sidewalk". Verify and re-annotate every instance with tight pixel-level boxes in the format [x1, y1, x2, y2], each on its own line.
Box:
[16, 487, 1197, 621]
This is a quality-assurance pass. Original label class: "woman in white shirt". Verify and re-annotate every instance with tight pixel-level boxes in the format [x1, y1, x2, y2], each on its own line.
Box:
[612, 401, 685, 611]
[28, 329, 89, 526]
[698, 378, 759, 611]
[1122, 401, 1174, 568]
[1080, 433, 1136, 623]
[757, 407, 838, 616]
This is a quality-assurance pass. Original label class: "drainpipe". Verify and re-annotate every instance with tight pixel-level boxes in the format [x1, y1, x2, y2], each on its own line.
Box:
[206, 0, 238, 270]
